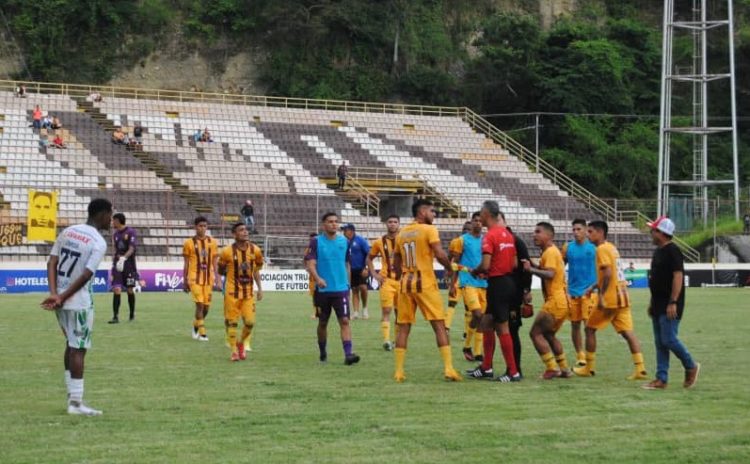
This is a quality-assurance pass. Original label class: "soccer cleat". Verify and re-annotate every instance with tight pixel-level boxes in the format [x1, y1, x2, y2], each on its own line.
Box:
[362, 309, 369, 319]
[107, 318, 119, 324]
[243, 340, 252, 352]
[473, 354, 483, 362]
[575, 359, 587, 368]
[198, 335, 209, 342]
[129, 316, 135, 322]
[237, 342, 246, 361]
[319, 353, 328, 364]
[465, 366, 494, 379]
[495, 372, 522, 383]
[344, 353, 361, 365]
[462, 348, 474, 361]
[383, 341, 394, 351]
[573, 366, 595, 377]
[67, 402, 103, 416]
[627, 370, 649, 381]
[230, 352, 240, 362]
[352, 311, 361, 320]
[559, 369, 573, 379]
[191, 328, 199, 340]
[541, 369, 562, 380]
[642, 379, 667, 390]
[684, 362, 700, 389]
[444, 368, 463, 382]
[394, 370, 406, 382]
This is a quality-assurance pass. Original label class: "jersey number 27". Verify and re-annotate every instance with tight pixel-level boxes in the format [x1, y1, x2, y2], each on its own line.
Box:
[57, 247, 81, 278]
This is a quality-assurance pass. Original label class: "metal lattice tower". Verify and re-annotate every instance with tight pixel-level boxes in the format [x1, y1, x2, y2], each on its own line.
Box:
[657, 0, 741, 222]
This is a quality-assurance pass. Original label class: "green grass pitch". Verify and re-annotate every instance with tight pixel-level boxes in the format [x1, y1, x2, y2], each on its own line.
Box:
[2, 288, 749, 463]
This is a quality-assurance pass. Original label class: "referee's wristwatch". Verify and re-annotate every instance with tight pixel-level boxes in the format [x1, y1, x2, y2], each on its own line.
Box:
[669, 300, 678, 305]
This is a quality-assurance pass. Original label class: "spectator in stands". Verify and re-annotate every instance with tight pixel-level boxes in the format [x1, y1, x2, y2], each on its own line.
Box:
[51, 116, 62, 130]
[241, 200, 255, 233]
[87, 92, 103, 102]
[15, 84, 27, 98]
[32, 105, 42, 129]
[200, 127, 213, 142]
[51, 133, 66, 149]
[112, 128, 127, 145]
[42, 113, 53, 129]
[133, 123, 143, 148]
[337, 162, 348, 190]
[744, 213, 750, 235]
[192, 129, 202, 142]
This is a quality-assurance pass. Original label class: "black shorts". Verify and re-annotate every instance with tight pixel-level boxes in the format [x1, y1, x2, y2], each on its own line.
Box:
[486, 275, 516, 324]
[350, 269, 367, 287]
[314, 291, 350, 322]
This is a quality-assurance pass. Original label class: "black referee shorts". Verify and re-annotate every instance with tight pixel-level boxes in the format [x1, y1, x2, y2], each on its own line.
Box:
[486, 275, 516, 324]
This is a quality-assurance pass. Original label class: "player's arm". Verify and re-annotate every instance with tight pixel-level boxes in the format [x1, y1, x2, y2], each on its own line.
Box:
[42, 269, 95, 310]
[528, 262, 555, 280]
[366, 242, 384, 284]
[182, 253, 190, 293]
[473, 253, 491, 276]
[253, 269, 263, 301]
[597, 264, 611, 309]
[211, 249, 221, 289]
[305, 258, 325, 288]
[217, 249, 228, 276]
[430, 241, 453, 285]
[46, 255, 59, 297]
[392, 248, 402, 281]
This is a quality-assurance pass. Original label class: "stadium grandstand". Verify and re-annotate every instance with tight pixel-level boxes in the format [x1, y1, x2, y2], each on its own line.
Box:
[0, 80, 697, 265]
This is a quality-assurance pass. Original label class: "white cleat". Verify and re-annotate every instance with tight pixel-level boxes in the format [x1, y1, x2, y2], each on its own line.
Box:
[192, 329, 199, 340]
[362, 309, 369, 320]
[67, 402, 103, 416]
[352, 311, 361, 320]
[243, 340, 252, 352]
[198, 335, 209, 342]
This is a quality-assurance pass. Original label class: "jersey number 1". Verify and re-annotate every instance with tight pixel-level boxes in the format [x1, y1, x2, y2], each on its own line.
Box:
[403, 241, 417, 268]
[58, 247, 82, 278]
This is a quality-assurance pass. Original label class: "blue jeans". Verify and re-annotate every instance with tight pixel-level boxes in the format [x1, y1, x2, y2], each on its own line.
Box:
[243, 215, 255, 230]
[652, 314, 695, 383]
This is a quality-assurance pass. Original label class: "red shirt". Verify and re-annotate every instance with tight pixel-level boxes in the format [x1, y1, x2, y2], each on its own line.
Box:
[481, 224, 516, 277]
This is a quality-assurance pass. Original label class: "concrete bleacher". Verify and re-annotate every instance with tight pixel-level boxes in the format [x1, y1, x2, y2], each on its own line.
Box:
[0, 87, 655, 263]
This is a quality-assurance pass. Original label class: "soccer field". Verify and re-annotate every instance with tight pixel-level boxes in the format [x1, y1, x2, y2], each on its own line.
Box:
[2, 288, 749, 463]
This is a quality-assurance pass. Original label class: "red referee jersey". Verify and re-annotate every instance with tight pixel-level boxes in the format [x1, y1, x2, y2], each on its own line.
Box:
[481, 224, 516, 277]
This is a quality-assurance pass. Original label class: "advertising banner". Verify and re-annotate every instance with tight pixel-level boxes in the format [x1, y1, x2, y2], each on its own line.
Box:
[0, 224, 23, 247]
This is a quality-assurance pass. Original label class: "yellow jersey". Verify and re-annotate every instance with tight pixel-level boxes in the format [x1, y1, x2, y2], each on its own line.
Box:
[395, 222, 440, 293]
[448, 236, 463, 257]
[183, 236, 219, 286]
[368, 235, 398, 280]
[596, 241, 630, 309]
[539, 244, 567, 301]
[219, 242, 264, 299]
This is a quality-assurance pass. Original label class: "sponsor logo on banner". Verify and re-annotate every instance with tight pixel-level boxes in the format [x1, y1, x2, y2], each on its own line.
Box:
[0, 270, 108, 294]
[0, 224, 23, 247]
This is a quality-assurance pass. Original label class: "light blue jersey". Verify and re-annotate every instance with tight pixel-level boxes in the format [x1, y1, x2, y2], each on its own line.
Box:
[306, 234, 351, 293]
[458, 233, 488, 289]
[564, 240, 597, 297]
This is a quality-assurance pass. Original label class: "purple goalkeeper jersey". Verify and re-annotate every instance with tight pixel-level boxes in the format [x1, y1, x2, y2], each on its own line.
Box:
[112, 226, 138, 269]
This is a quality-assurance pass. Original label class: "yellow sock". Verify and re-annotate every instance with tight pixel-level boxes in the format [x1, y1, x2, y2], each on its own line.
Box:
[445, 307, 455, 330]
[241, 324, 253, 345]
[464, 327, 475, 349]
[380, 321, 391, 342]
[577, 351, 586, 363]
[227, 325, 238, 352]
[541, 352, 558, 370]
[632, 352, 645, 372]
[394, 347, 406, 372]
[438, 345, 455, 371]
[586, 351, 597, 372]
[555, 353, 569, 370]
[194, 319, 206, 336]
[472, 331, 483, 357]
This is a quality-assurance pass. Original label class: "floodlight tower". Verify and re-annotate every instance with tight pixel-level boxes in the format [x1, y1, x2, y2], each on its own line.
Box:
[657, 0, 741, 222]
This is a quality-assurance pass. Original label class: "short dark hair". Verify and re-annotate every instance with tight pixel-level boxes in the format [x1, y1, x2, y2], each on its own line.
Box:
[231, 222, 245, 233]
[481, 200, 500, 218]
[588, 220, 608, 237]
[536, 221, 555, 235]
[471, 211, 481, 219]
[412, 199, 433, 217]
[88, 198, 113, 218]
[321, 211, 338, 222]
[112, 212, 126, 224]
[194, 216, 208, 225]
[572, 218, 587, 227]
[33, 191, 53, 202]
[386, 214, 400, 222]
[309, 232, 317, 238]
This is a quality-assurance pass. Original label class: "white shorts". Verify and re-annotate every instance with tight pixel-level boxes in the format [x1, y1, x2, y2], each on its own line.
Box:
[56, 308, 94, 350]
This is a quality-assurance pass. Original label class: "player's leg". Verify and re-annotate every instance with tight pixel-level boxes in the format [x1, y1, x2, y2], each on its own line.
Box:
[125, 271, 136, 320]
[530, 311, 559, 378]
[569, 297, 585, 366]
[490, 277, 519, 382]
[574, 308, 608, 376]
[351, 285, 361, 320]
[509, 313, 522, 377]
[334, 293, 359, 365]
[393, 292, 415, 382]
[380, 280, 397, 351]
[647, 313, 670, 387]
[316, 293, 331, 362]
[656, 314, 699, 388]
[613, 308, 647, 380]
[191, 284, 209, 340]
[224, 297, 241, 361]
[110, 278, 122, 323]
[359, 283, 369, 319]
[59, 308, 101, 415]
[419, 291, 460, 381]
[238, 299, 255, 360]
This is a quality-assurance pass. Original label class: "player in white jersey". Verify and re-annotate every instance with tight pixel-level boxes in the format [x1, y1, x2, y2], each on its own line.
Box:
[41, 198, 112, 416]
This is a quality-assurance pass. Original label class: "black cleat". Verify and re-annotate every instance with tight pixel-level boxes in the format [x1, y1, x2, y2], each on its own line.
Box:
[344, 354, 361, 365]
[466, 366, 494, 379]
[108, 318, 119, 324]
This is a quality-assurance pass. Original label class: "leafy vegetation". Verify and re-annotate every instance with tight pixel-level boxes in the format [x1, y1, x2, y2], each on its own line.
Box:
[680, 217, 745, 248]
[2, 0, 748, 199]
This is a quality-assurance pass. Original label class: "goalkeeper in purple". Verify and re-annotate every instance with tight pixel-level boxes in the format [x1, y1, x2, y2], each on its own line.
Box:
[109, 213, 138, 323]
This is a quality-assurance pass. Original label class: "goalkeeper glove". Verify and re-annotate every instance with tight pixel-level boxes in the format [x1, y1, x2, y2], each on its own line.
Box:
[116, 257, 126, 272]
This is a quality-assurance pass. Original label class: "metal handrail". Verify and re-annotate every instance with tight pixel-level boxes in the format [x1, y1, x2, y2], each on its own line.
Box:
[617, 210, 701, 262]
[344, 177, 380, 217]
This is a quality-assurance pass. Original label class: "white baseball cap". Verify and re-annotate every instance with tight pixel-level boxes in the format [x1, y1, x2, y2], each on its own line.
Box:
[647, 216, 675, 236]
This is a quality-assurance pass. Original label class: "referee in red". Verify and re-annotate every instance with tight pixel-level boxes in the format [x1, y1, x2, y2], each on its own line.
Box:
[467, 200, 521, 382]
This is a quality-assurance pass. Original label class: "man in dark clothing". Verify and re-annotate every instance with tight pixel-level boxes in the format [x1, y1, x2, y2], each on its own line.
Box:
[744, 213, 750, 235]
[642, 216, 700, 390]
[337, 162, 348, 190]
[507, 225, 532, 378]
[241, 200, 255, 233]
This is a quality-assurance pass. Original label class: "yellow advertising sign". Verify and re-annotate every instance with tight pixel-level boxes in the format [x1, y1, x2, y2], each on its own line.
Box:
[27, 190, 58, 242]
[0, 223, 23, 247]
